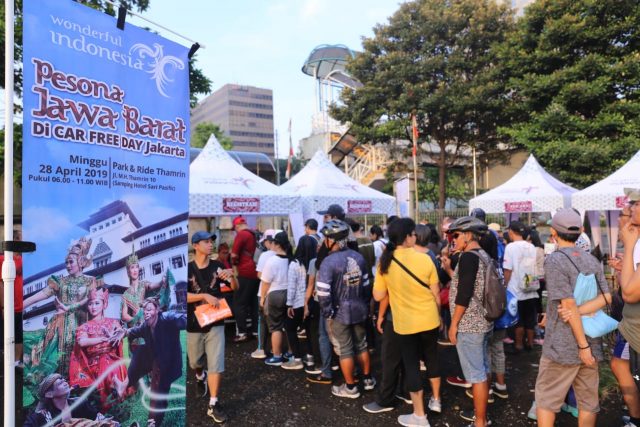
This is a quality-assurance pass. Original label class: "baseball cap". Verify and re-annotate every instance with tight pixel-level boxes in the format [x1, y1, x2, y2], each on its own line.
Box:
[259, 229, 281, 244]
[317, 204, 345, 219]
[488, 223, 501, 232]
[192, 231, 215, 244]
[551, 208, 582, 235]
[624, 188, 640, 203]
[232, 216, 247, 227]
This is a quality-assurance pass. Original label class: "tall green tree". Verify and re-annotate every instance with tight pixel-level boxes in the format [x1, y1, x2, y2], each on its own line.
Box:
[191, 122, 233, 149]
[498, 0, 640, 188]
[0, 0, 212, 184]
[331, 0, 516, 208]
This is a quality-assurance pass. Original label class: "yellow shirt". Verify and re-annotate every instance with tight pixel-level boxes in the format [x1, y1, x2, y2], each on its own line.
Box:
[373, 247, 440, 335]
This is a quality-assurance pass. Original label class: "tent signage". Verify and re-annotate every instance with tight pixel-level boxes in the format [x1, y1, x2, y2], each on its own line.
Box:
[348, 200, 373, 213]
[223, 197, 260, 212]
[504, 201, 532, 213]
[615, 196, 628, 208]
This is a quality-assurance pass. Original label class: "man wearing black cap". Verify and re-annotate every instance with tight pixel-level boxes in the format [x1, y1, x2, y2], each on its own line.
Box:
[187, 231, 237, 424]
[503, 221, 539, 352]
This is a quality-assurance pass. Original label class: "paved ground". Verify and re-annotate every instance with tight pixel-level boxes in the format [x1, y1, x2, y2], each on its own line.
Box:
[184, 325, 626, 427]
[2, 323, 627, 426]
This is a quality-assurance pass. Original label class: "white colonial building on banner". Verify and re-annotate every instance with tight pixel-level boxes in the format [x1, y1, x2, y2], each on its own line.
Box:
[23, 200, 188, 332]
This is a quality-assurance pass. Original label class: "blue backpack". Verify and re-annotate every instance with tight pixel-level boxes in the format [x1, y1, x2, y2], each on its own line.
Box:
[495, 289, 519, 329]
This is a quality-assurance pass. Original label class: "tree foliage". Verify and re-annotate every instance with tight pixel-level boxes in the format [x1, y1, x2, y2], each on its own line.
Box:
[498, 0, 640, 188]
[330, 0, 515, 208]
[191, 122, 233, 150]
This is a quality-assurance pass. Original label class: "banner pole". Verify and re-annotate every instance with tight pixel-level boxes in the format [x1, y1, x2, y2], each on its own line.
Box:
[3, 0, 16, 425]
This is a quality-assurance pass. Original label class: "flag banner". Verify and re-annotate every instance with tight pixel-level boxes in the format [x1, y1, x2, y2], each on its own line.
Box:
[21, 1, 189, 426]
[411, 114, 418, 157]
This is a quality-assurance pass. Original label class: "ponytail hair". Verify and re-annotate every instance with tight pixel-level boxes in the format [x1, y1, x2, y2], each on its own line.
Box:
[379, 217, 415, 275]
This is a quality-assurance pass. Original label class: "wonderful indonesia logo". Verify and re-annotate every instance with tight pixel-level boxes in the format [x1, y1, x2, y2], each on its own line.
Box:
[48, 14, 185, 98]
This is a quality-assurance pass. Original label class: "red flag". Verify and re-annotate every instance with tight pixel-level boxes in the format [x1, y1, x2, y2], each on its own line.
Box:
[285, 119, 293, 179]
[411, 114, 419, 157]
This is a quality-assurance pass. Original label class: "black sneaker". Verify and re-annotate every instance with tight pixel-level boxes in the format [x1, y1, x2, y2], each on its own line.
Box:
[460, 409, 492, 425]
[196, 371, 208, 398]
[492, 383, 509, 399]
[207, 403, 228, 424]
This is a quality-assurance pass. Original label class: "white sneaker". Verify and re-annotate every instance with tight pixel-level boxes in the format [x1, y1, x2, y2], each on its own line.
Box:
[398, 413, 430, 427]
[427, 397, 441, 413]
[251, 349, 266, 359]
[281, 358, 304, 370]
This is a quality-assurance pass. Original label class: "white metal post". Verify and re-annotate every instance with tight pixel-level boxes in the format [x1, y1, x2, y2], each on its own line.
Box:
[3, 0, 16, 425]
[473, 146, 477, 197]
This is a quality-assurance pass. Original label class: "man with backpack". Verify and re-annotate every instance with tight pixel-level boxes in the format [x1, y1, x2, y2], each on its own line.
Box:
[534, 208, 611, 426]
[445, 216, 501, 427]
[503, 221, 540, 352]
[231, 216, 260, 343]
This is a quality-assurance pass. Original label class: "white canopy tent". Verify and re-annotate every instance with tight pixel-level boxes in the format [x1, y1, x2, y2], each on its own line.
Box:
[469, 154, 577, 215]
[190, 135, 303, 237]
[281, 150, 396, 222]
[572, 150, 640, 256]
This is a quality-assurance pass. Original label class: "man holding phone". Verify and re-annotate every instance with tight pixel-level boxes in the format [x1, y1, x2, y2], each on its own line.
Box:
[187, 231, 238, 424]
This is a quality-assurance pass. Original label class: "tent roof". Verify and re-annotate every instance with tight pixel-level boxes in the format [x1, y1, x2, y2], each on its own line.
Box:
[282, 150, 395, 216]
[469, 154, 577, 214]
[189, 135, 299, 216]
[572, 150, 640, 211]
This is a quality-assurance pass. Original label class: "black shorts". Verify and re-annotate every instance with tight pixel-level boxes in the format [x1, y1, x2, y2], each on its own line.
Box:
[517, 299, 538, 330]
[265, 290, 287, 332]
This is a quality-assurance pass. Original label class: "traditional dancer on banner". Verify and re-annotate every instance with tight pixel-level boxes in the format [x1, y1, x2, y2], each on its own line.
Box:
[24, 373, 120, 427]
[113, 297, 186, 427]
[24, 237, 98, 377]
[69, 287, 129, 411]
[120, 249, 170, 353]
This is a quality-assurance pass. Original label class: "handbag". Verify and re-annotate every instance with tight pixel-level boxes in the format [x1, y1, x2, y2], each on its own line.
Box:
[558, 251, 618, 338]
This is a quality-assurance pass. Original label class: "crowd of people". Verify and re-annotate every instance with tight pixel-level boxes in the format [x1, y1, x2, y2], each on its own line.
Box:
[187, 194, 640, 427]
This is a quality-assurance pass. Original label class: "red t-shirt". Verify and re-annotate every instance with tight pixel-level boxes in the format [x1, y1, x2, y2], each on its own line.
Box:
[0, 254, 23, 312]
[231, 229, 258, 279]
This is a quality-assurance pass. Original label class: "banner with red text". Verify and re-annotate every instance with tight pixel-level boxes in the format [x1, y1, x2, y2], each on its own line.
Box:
[21, 1, 189, 425]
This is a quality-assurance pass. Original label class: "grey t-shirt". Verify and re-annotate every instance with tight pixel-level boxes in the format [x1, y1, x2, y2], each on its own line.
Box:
[542, 247, 609, 365]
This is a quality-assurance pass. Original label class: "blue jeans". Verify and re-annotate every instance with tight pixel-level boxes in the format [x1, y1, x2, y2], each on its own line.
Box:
[318, 315, 332, 378]
[456, 331, 491, 384]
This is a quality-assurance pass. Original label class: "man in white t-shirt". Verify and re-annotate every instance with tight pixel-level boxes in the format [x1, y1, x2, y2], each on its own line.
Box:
[503, 221, 539, 352]
[251, 229, 280, 359]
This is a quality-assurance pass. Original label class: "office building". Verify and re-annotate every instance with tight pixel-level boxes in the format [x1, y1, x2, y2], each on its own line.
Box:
[191, 84, 275, 158]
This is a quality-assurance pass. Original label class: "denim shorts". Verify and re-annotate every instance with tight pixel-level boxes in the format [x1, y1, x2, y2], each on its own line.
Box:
[456, 331, 491, 384]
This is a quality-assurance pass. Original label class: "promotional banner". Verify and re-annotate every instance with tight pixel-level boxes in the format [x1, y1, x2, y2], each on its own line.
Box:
[21, 1, 190, 426]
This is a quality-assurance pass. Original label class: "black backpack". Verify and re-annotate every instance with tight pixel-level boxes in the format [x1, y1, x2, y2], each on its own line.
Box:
[468, 250, 506, 321]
